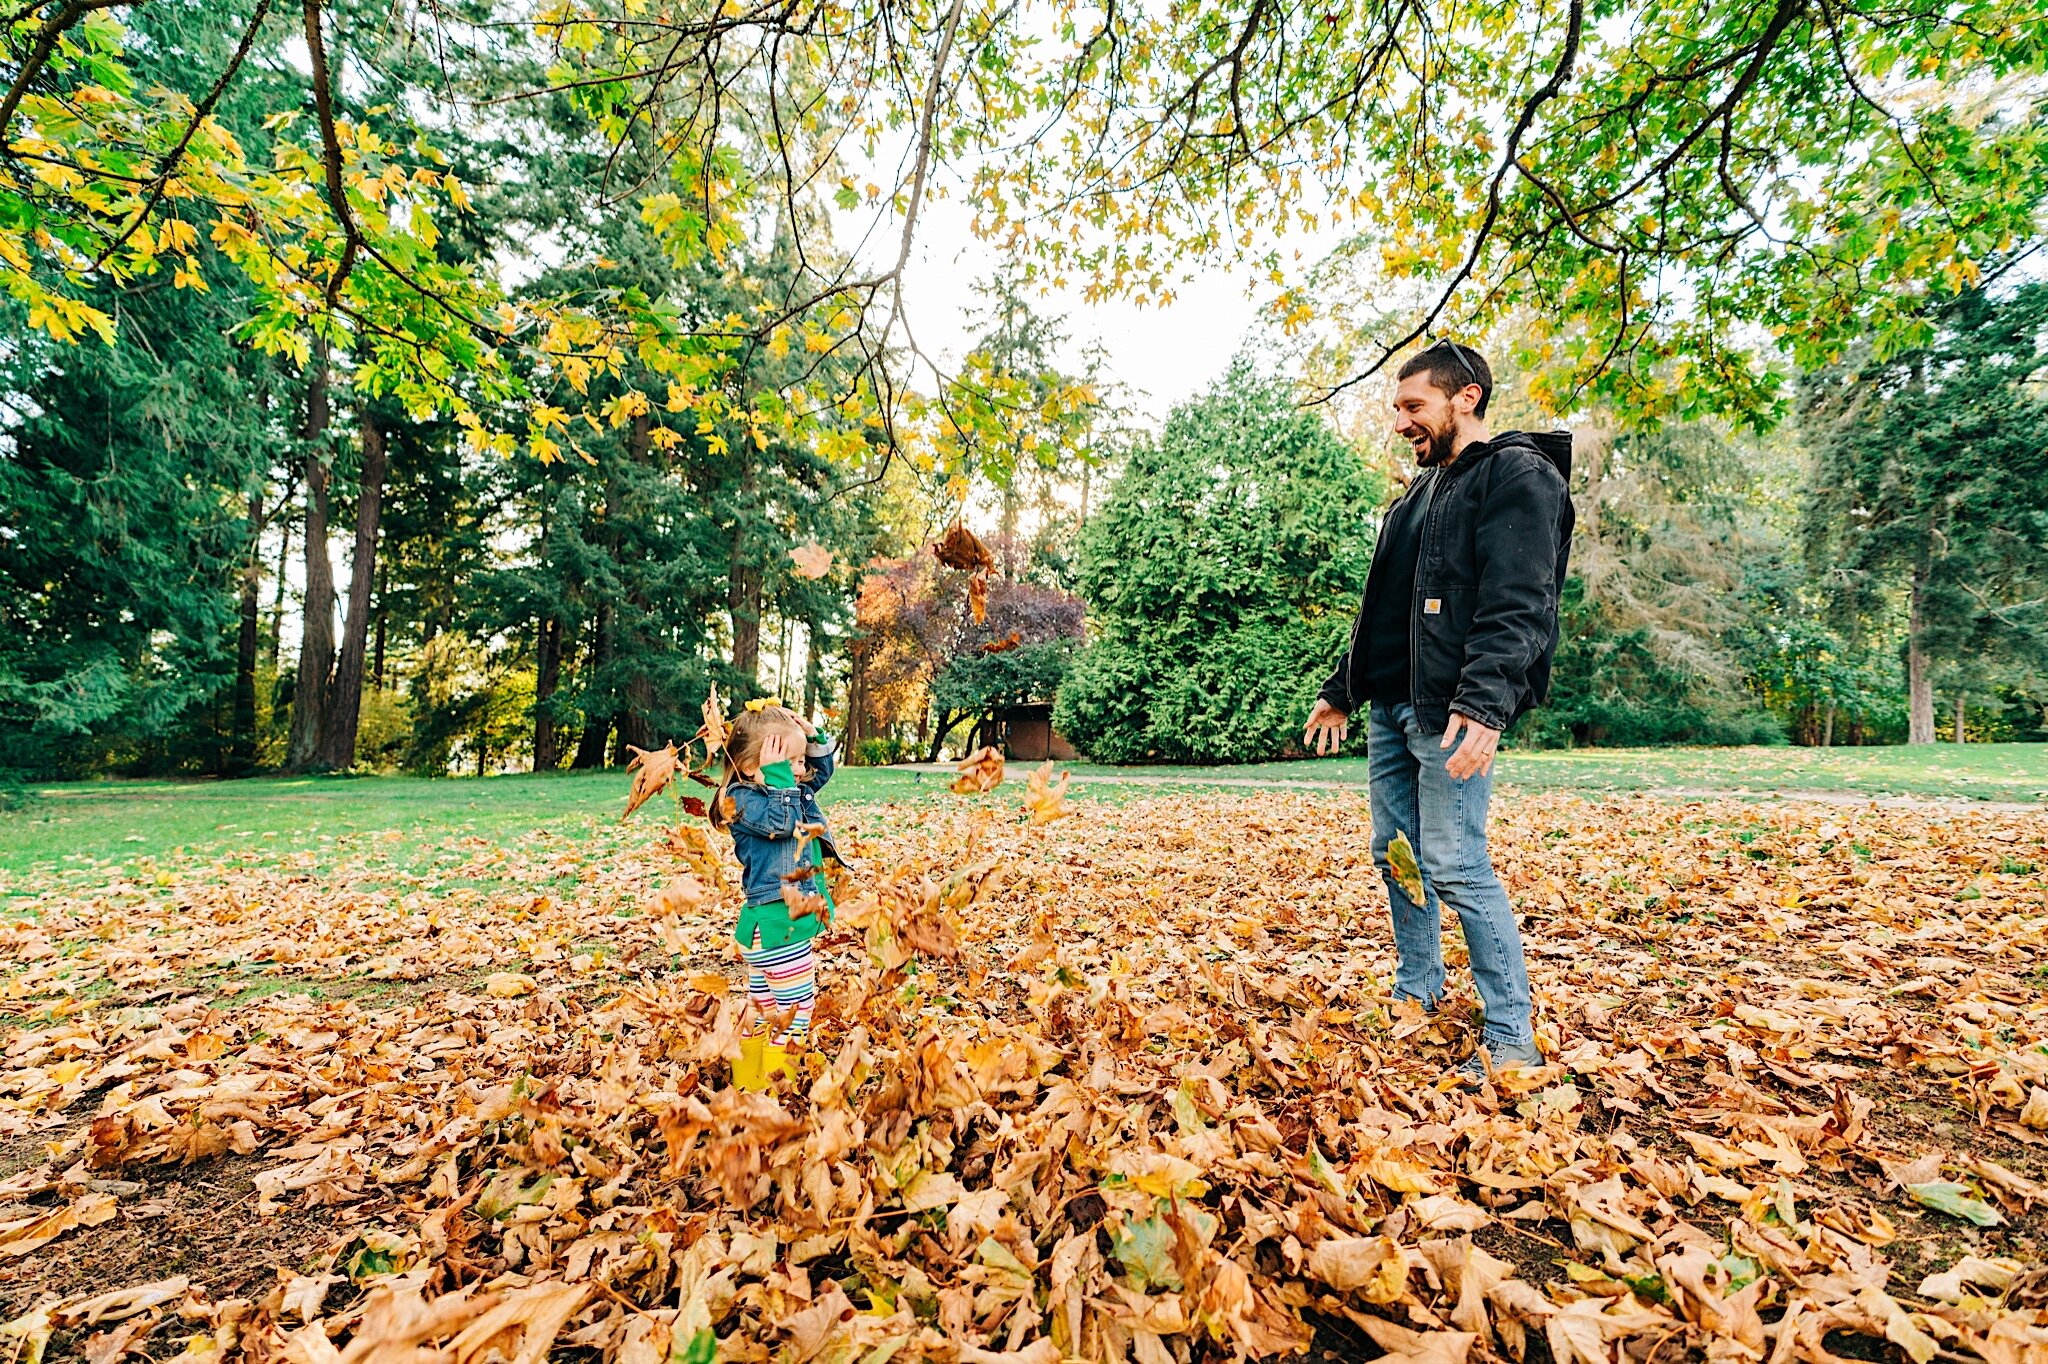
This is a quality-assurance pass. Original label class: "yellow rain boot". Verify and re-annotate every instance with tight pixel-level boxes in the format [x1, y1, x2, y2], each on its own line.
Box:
[733, 1033, 768, 1091]
[759, 1042, 798, 1087]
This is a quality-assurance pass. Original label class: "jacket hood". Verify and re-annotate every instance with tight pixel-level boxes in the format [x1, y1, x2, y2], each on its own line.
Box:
[1488, 429, 1573, 482]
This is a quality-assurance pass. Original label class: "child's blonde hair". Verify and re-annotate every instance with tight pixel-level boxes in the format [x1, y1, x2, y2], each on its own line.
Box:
[710, 707, 806, 829]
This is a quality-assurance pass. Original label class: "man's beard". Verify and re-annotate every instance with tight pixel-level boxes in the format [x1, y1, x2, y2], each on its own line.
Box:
[1414, 419, 1458, 467]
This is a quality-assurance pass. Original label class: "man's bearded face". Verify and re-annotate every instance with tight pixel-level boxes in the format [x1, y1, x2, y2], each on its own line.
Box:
[1391, 375, 1463, 467]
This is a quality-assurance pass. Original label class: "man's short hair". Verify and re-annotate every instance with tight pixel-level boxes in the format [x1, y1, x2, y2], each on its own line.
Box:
[1398, 341, 1492, 417]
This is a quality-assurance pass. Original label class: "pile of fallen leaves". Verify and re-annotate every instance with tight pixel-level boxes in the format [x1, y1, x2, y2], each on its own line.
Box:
[1, 787, 2045, 1364]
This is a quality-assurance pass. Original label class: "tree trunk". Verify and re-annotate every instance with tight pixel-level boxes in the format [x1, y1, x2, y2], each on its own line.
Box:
[615, 675, 656, 761]
[372, 561, 388, 690]
[730, 561, 763, 681]
[844, 638, 867, 752]
[286, 360, 335, 771]
[925, 710, 965, 763]
[1953, 692, 1967, 744]
[1907, 563, 1935, 744]
[802, 621, 822, 722]
[571, 606, 613, 768]
[317, 407, 390, 770]
[229, 487, 265, 773]
[268, 510, 291, 670]
[1821, 703, 1836, 749]
[999, 483, 1020, 576]
[534, 615, 562, 772]
[729, 452, 763, 681]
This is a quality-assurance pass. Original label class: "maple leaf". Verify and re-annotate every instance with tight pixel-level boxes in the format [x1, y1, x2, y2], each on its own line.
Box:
[1353, 1314, 1478, 1364]
[0, 1191, 116, 1259]
[622, 742, 682, 820]
[951, 745, 1005, 794]
[1386, 829, 1426, 904]
[981, 628, 1023, 654]
[1023, 760, 1072, 825]
[1307, 1235, 1409, 1302]
[968, 570, 990, 623]
[701, 682, 728, 755]
[789, 542, 834, 579]
[932, 521, 994, 573]
[648, 873, 711, 917]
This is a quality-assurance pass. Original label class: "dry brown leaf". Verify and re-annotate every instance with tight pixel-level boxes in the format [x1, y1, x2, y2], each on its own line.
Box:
[700, 682, 728, 755]
[789, 542, 834, 579]
[1306, 1235, 1409, 1302]
[932, 522, 994, 573]
[951, 746, 1005, 795]
[980, 629, 1023, 654]
[647, 872, 712, 918]
[54, 1277, 189, 1328]
[0, 1191, 116, 1259]
[1354, 1312, 1477, 1364]
[484, 972, 537, 998]
[621, 742, 682, 820]
[1023, 761, 1072, 826]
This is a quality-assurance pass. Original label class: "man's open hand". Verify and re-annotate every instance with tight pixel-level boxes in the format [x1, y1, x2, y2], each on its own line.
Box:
[1303, 698, 1349, 756]
[1441, 712, 1500, 780]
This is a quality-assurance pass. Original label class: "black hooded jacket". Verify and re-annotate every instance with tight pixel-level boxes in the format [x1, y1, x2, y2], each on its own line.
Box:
[1320, 430, 1575, 735]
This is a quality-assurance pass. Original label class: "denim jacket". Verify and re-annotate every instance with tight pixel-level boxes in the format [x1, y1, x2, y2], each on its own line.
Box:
[727, 735, 840, 913]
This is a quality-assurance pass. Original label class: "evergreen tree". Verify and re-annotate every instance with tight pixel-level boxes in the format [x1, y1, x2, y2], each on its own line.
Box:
[1805, 287, 2048, 744]
[1056, 361, 1383, 763]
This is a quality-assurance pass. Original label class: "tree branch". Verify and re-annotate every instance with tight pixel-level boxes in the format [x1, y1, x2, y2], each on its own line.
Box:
[1313, 0, 1585, 403]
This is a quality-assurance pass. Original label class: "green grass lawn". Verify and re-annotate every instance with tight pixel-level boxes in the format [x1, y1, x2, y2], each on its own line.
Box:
[0, 767, 935, 879]
[1061, 740, 2048, 802]
[3, 743, 2040, 880]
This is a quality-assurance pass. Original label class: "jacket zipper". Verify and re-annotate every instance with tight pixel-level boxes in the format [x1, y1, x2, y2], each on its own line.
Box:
[1408, 467, 1442, 708]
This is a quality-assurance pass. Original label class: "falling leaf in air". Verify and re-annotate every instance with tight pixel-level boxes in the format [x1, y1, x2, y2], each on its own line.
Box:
[1387, 828, 1426, 904]
[932, 522, 994, 572]
[622, 742, 681, 820]
[1024, 761, 1071, 825]
[700, 682, 728, 755]
[951, 746, 1005, 795]
[648, 873, 711, 917]
[789, 542, 833, 579]
[934, 522, 995, 623]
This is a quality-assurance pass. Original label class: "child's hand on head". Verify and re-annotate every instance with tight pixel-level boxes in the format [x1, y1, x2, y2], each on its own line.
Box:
[760, 728, 803, 769]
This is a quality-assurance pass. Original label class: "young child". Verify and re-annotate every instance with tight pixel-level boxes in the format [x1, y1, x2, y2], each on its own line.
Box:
[710, 704, 839, 1090]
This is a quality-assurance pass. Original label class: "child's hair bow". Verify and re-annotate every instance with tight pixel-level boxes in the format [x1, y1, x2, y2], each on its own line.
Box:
[744, 695, 784, 713]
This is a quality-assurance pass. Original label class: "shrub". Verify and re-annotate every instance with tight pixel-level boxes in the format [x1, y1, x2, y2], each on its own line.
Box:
[1055, 360, 1382, 763]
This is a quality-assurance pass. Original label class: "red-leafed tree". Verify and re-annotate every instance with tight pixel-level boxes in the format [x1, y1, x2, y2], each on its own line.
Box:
[851, 542, 1084, 761]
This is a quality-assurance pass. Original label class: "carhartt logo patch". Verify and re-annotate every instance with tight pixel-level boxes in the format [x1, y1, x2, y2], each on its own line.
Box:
[1424, 598, 1442, 615]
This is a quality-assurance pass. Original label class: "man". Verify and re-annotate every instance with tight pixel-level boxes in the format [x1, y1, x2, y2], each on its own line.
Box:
[1304, 341, 1573, 1086]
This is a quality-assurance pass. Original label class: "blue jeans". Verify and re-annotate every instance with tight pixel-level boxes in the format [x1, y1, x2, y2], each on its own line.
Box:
[1366, 701, 1534, 1049]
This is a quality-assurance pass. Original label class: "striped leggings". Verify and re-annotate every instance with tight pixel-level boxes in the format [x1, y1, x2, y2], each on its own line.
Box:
[740, 935, 818, 1046]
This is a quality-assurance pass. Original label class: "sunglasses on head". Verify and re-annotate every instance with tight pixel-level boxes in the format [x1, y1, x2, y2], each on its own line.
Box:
[1423, 338, 1482, 390]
